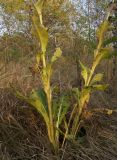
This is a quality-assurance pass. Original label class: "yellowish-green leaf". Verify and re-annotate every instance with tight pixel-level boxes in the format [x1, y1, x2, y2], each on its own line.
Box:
[97, 21, 110, 44]
[92, 84, 109, 91]
[79, 61, 89, 85]
[38, 25, 48, 53]
[45, 64, 52, 78]
[90, 73, 103, 85]
[11, 85, 49, 130]
[81, 70, 88, 85]
[34, 0, 45, 15]
[32, 16, 48, 53]
[51, 48, 62, 63]
[80, 87, 91, 107]
[29, 90, 49, 126]
[100, 47, 113, 59]
[93, 47, 112, 67]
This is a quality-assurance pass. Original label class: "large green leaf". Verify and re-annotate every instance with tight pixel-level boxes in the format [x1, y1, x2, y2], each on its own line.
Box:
[11, 85, 49, 128]
[35, 88, 48, 111]
[28, 89, 49, 125]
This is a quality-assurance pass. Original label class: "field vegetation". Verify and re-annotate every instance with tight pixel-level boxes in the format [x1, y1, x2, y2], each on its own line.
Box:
[0, 0, 117, 159]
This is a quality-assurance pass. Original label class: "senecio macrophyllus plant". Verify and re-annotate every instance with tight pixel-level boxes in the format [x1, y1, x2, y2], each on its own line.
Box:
[12, 0, 69, 152]
[12, 0, 116, 152]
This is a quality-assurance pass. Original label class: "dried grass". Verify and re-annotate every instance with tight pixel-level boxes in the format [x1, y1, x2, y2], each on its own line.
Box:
[0, 89, 117, 160]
